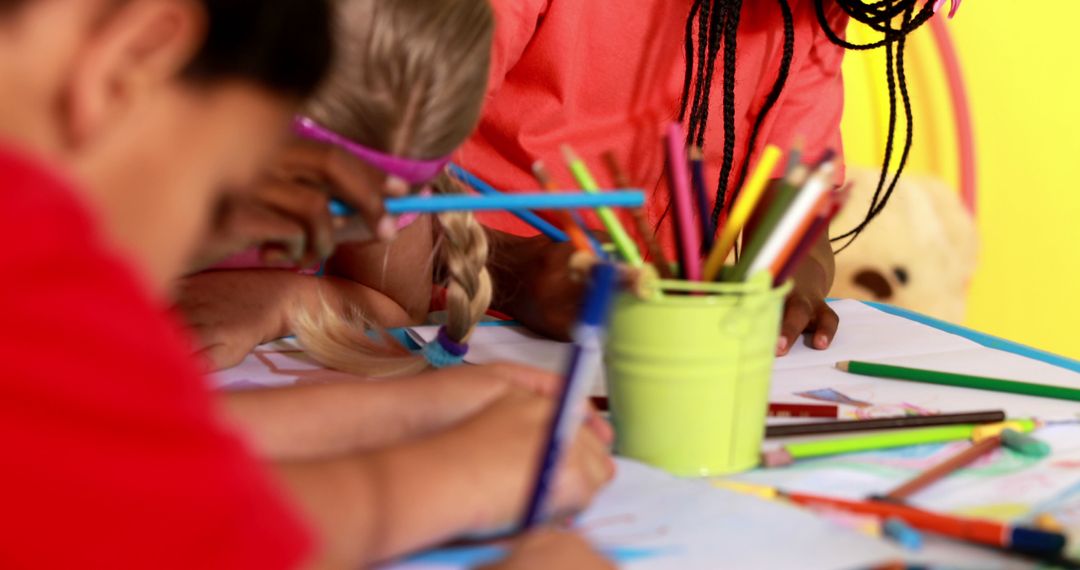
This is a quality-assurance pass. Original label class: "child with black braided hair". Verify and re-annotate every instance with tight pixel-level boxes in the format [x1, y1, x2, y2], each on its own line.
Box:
[452, 0, 946, 355]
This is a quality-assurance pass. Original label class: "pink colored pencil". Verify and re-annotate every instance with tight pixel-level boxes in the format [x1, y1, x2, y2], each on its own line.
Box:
[665, 123, 702, 281]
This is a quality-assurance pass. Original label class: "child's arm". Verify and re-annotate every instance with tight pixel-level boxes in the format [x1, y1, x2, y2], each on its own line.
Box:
[177, 269, 410, 370]
[273, 389, 615, 568]
[325, 213, 436, 323]
[478, 530, 616, 570]
[219, 363, 560, 460]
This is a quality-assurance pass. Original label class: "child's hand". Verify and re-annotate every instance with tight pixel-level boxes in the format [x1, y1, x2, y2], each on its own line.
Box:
[176, 270, 305, 370]
[478, 529, 615, 570]
[777, 236, 838, 356]
[489, 235, 585, 341]
[190, 137, 405, 271]
[445, 388, 615, 534]
[417, 363, 615, 446]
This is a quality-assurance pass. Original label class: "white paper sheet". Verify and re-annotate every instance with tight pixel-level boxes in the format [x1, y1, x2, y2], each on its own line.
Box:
[381, 458, 901, 570]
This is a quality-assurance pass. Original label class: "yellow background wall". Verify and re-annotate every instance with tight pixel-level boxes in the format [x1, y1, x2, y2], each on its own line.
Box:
[840, 3, 1080, 359]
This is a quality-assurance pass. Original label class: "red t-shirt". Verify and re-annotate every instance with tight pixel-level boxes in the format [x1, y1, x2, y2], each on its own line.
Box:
[0, 147, 311, 568]
[457, 0, 848, 254]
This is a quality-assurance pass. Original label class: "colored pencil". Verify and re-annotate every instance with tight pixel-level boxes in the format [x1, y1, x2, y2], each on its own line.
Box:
[783, 491, 1066, 557]
[739, 156, 835, 280]
[522, 263, 619, 529]
[768, 402, 839, 418]
[773, 184, 850, 286]
[838, 361, 1080, 403]
[328, 189, 646, 217]
[703, 145, 782, 281]
[764, 410, 1006, 438]
[689, 146, 715, 252]
[447, 164, 568, 241]
[880, 435, 1003, 502]
[561, 146, 644, 266]
[593, 399, 840, 417]
[762, 420, 1036, 468]
[532, 161, 601, 255]
[785, 136, 805, 177]
[724, 156, 811, 282]
[664, 123, 702, 280]
[1001, 428, 1052, 458]
[602, 152, 674, 279]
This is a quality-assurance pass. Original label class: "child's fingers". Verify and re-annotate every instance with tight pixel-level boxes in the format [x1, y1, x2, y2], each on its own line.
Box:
[194, 342, 249, 372]
[810, 303, 840, 350]
[273, 139, 394, 241]
[485, 362, 561, 396]
[778, 295, 813, 357]
[585, 406, 615, 446]
[251, 181, 335, 262]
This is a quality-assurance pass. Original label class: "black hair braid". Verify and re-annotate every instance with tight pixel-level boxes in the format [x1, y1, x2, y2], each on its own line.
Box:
[723, 0, 795, 223]
[709, 0, 743, 227]
[678, 0, 705, 121]
[673, 0, 938, 248]
[820, 0, 928, 249]
[692, 0, 727, 148]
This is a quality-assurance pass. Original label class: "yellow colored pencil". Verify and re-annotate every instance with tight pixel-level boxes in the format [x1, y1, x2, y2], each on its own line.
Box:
[561, 145, 644, 267]
[702, 145, 782, 281]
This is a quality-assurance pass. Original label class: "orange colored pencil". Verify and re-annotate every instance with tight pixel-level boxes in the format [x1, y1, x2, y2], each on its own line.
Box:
[768, 191, 833, 276]
[881, 436, 1002, 502]
[532, 161, 595, 254]
[602, 151, 674, 279]
[783, 491, 1066, 555]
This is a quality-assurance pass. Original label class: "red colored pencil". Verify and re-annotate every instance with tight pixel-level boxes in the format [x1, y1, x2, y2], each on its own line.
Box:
[767, 403, 839, 418]
[784, 491, 1065, 557]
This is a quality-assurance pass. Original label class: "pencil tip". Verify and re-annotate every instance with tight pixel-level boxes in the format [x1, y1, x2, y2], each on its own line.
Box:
[561, 144, 579, 164]
[835, 361, 850, 372]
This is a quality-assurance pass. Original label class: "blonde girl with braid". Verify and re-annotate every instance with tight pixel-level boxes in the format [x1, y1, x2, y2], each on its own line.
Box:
[180, 0, 499, 376]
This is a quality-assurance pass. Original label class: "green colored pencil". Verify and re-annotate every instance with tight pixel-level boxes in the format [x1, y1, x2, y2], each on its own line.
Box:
[838, 360, 1080, 403]
[762, 419, 1037, 468]
[727, 167, 804, 282]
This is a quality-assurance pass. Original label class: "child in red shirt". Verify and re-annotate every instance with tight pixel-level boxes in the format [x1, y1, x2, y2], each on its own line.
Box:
[456, 0, 849, 353]
[0, 1, 332, 568]
[0, 1, 614, 567]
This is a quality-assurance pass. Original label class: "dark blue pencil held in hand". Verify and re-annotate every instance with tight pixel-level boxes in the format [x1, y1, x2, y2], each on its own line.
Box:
[520, 262, 620, 530]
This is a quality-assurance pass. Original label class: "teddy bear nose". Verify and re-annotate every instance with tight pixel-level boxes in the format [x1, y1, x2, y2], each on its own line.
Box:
[853, 268, 895, 300]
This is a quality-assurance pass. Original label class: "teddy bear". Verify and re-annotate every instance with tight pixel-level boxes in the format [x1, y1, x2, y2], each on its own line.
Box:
[829, 167, 979, 324]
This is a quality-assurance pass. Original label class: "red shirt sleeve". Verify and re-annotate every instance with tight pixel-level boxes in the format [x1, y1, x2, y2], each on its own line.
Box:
[764, 2, 849, 183]
[0, 149, 311, 569]
[485, 0, 551, 100]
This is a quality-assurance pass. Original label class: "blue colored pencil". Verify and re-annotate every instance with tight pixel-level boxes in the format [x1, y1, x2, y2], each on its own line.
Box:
[521, 262, 619, 529]
[447, 164, 568, 242]
[377, 191, 644, 214]
[690, 146, 715, 252]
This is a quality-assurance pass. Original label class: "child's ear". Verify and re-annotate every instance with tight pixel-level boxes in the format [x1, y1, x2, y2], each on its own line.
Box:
[62, 0, 206, 148]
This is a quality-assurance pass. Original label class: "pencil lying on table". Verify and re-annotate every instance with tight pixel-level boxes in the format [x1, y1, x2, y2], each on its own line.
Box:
[878, 435, 1003, 502]
[838, 361, 1080, 403]
[783, 491, 1066, 558]
[764, 410, 1006, 438]
[762, 419, 1037, 467]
